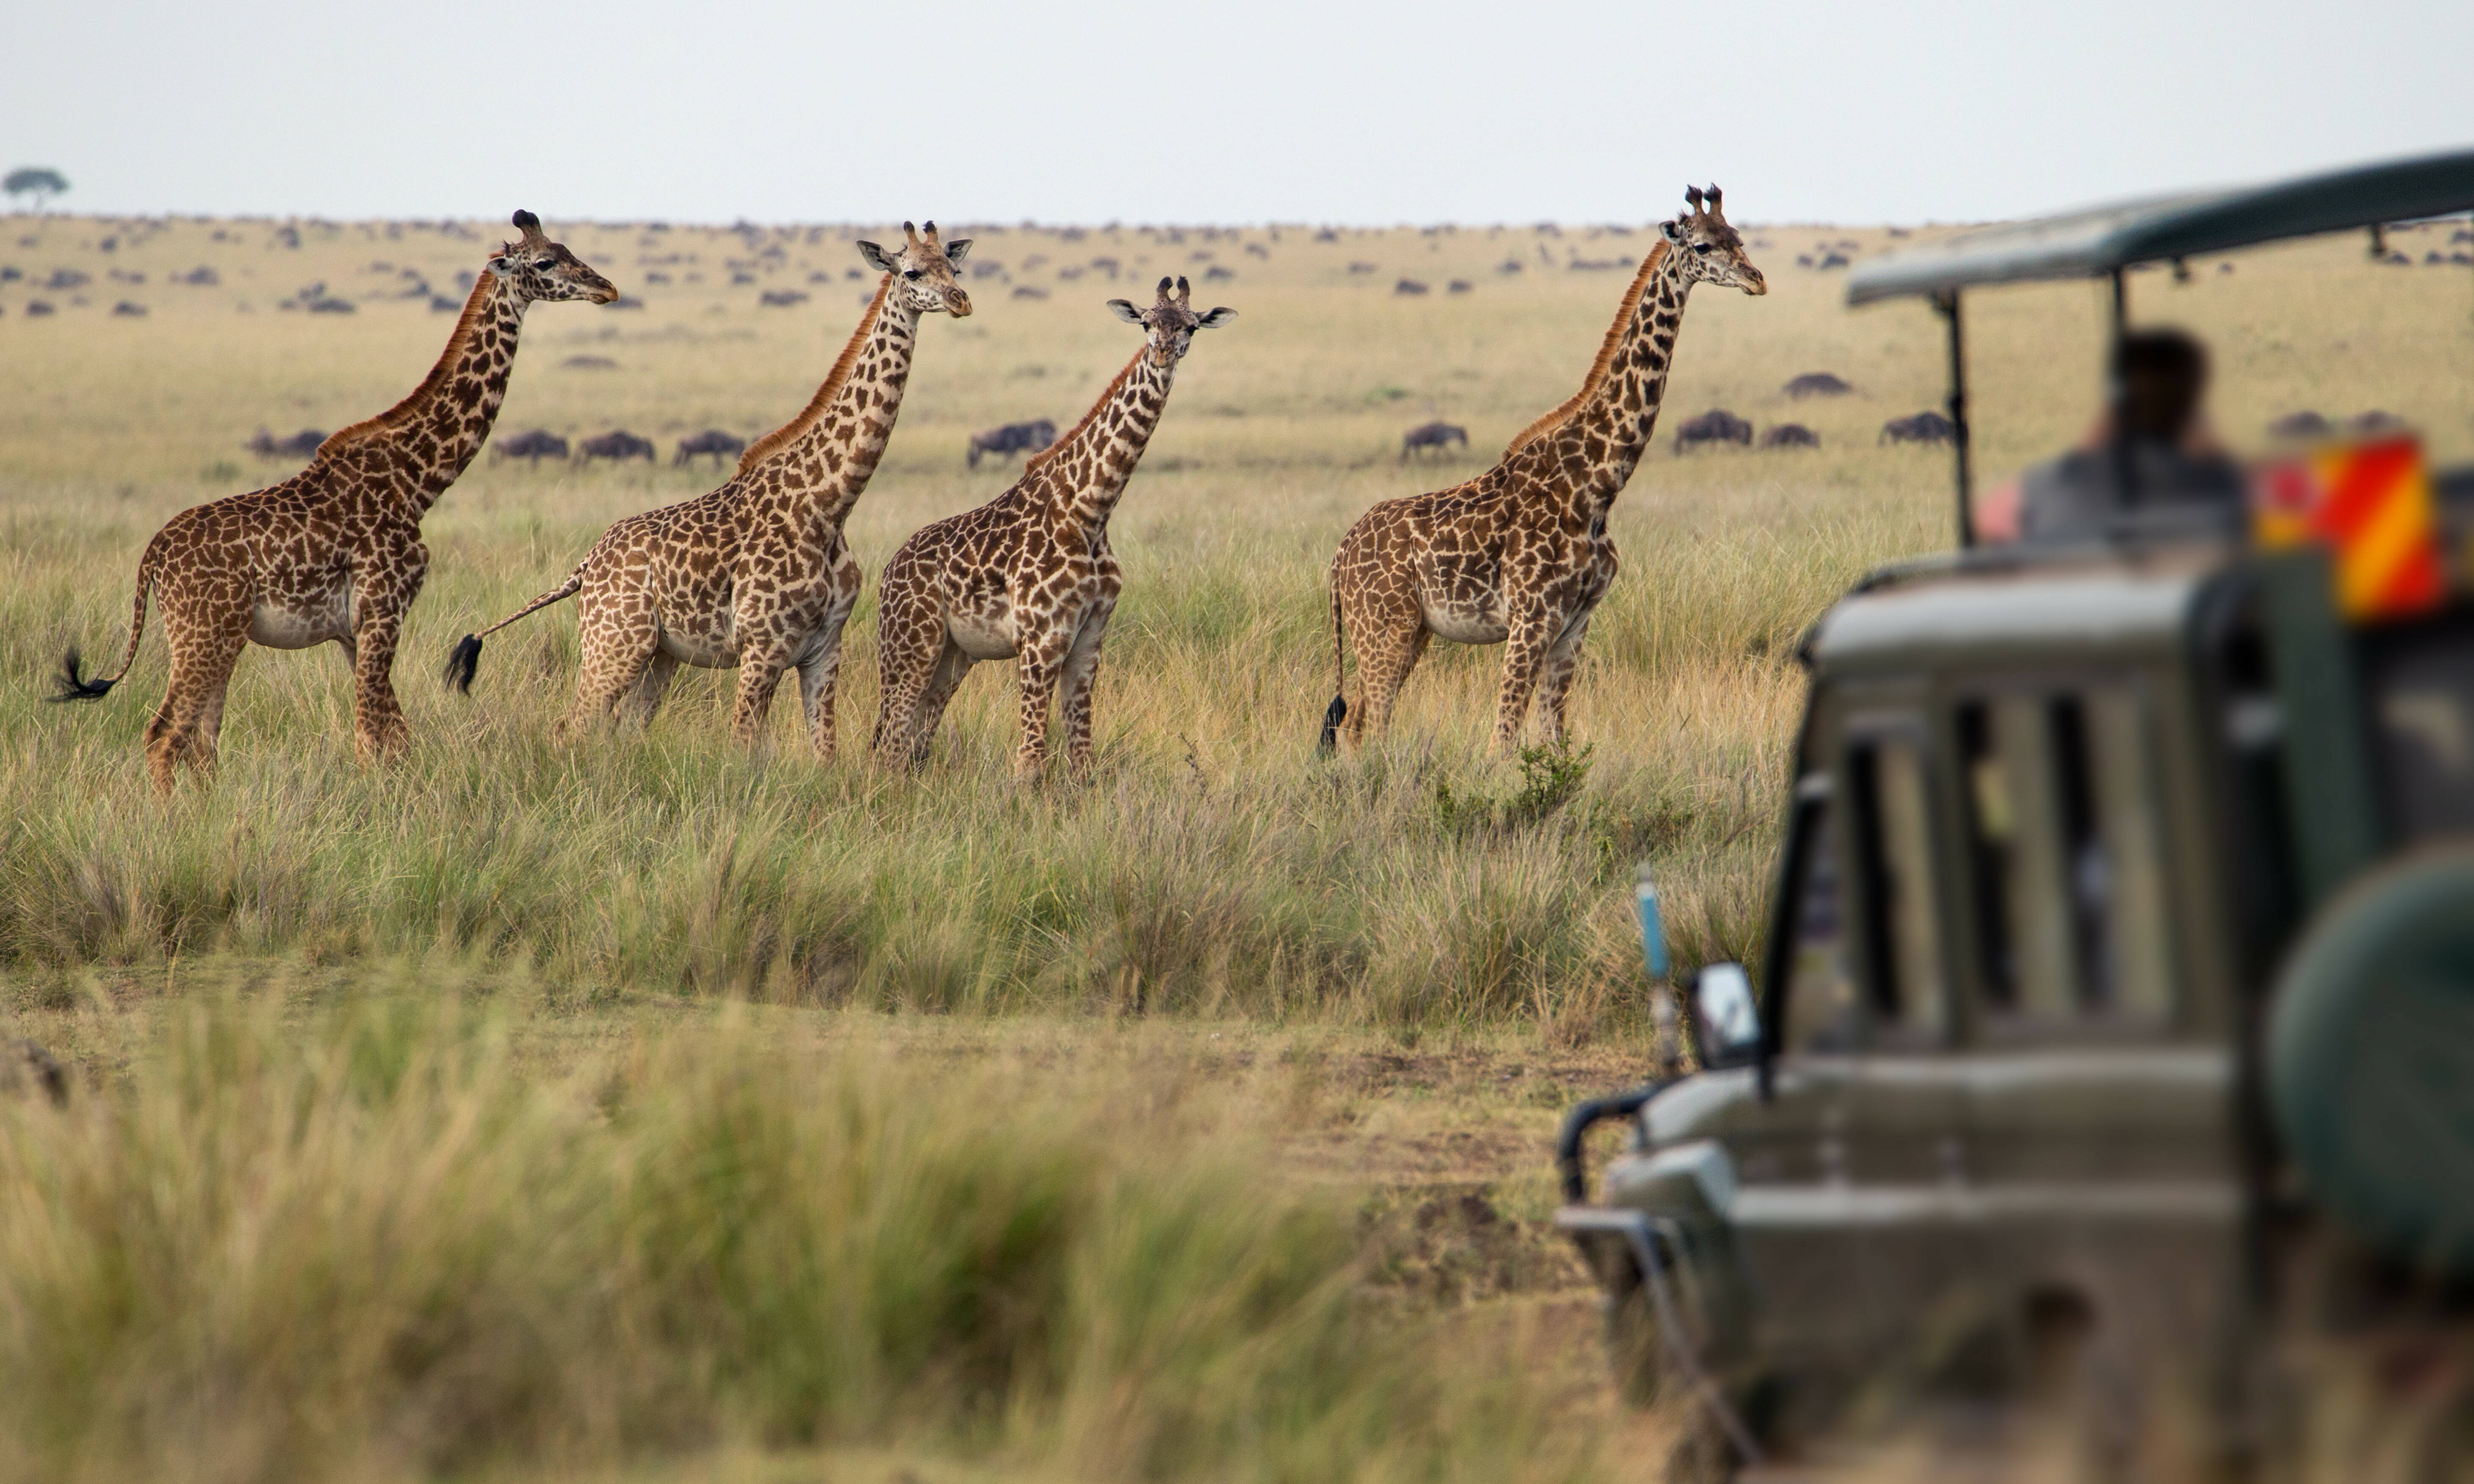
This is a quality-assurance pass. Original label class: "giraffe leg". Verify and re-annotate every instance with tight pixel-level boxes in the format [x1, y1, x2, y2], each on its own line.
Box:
[1492, 610, 1557, 754]
[869, 586, 949, 765]
[1342, 604, 1430, 755]
[146, 612, 248, 793]
[1057, 613, 1111, 779]
[907, 641, 974, 766]
[559, 598, 660, 737]
[730, 652, 792, 749]
[349, 612, 412, 765]
[1010, 629, 1070, 783]
[795, 616, 852, 762]
[1534, 610, 1596, 746]
[620, 653, 679, 728]
[349, 546, 427, 765]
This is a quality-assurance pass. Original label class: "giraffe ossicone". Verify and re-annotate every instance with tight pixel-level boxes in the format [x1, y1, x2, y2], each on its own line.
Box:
[872, 275, 1234, 781]
[52, 210, 617, 793]
[1320, 185, 1764, 757]
[444, 221, 972, 759]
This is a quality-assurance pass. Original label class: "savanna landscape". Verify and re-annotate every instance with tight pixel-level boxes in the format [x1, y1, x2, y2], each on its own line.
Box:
[3, 204, 2472, 1481]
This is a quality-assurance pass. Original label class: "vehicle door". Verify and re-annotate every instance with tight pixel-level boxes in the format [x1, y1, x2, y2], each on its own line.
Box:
[1947, 679, 2242, 1371]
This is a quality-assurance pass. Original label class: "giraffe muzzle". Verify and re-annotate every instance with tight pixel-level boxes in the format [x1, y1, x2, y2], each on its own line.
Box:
[946, 290, 974, 318]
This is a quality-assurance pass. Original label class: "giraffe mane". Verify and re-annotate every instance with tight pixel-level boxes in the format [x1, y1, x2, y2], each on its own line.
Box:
[1021, 344, 1143, 478]
[311, 271, 500, 459]
[1500, 239, 1672, 458]
[734, 274, 894, 477]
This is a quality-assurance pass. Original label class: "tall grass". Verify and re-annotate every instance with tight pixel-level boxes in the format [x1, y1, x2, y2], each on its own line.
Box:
[0, 991, 1601, 1483]
[5, 213, 2465, 1026]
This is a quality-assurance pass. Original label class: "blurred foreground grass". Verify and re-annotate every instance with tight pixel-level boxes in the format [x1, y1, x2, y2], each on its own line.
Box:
[0, 975, 1670, 1484]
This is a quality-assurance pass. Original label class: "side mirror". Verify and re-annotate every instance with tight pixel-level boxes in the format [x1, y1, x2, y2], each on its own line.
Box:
[1690, 962, 1763, 1068]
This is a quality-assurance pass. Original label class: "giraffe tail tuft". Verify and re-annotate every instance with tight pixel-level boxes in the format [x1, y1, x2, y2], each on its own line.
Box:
[1318, 577, 1348, 755]
[48, 647, 116, 703]
[443, 635, 485, 695]
[1317, 695, 1347, 755]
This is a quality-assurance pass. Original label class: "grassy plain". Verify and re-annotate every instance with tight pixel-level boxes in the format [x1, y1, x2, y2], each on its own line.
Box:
[1, 206, 2470, 1478]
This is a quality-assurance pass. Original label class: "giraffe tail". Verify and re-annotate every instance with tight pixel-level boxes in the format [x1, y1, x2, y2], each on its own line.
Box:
[51, 536, 162, 703]
[443, 573, 585, 694]
[1317, 582, 1348, 755]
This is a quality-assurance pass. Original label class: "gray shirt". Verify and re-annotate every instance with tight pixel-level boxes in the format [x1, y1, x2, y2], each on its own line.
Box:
[2018, 440, 2249, 544]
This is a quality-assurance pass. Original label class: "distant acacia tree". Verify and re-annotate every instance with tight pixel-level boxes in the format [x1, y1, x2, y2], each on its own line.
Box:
[5, 168, 69, 213]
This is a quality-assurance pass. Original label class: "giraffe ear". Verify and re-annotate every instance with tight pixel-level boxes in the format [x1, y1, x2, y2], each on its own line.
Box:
[1658, 219, 1684, 243]
[1106, 298, 1144, 324]
[942, 238, 972, 266]
[856, 240, 897, 273]
[1195, 307, 1236, 329]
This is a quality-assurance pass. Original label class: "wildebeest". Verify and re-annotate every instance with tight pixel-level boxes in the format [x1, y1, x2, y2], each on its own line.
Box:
[1400, 420, 1468, 460]
[966, 417, 1058, 470]
[1784, 371, 1854, 398]
[672, 428, 746, 467]
[2348, 410, 2405, 434]
[1879, 411, 1957, 446]
[246, 427, 327, 459]
[492, 429, 570, 464]
[1, 1039, 67, 1108]
[1395, 279, 1429, 295]
[1761, 423, 1821, 450]
[577, 430, 656, 464]
[2268, 410, 2331, 439]
[1674, 408, 1754, 454]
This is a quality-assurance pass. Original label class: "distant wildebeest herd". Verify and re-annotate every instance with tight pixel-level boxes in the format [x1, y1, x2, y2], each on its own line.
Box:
[52, 188, 2250, 794]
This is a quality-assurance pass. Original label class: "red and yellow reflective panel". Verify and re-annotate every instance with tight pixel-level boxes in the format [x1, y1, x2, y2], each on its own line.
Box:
[2252, 435, 2446, 621]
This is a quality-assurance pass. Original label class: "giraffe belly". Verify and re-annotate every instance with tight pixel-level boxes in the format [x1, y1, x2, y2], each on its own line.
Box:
[1422, 596, 1508, 647]
[946, 609, 1018, 661]
[657, 627, 740, 669]
[248, 591, 351, 649]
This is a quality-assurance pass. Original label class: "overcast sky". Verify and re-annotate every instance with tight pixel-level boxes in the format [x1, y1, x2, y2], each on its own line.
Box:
[6, 0, 2467, 227]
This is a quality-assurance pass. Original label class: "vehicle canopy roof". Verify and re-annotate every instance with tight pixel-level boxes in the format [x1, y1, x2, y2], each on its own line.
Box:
[1846, 149, 2474, 307]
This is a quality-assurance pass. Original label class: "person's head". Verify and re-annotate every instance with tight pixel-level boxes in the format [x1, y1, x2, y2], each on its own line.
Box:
[2109, 328, 2209, 440]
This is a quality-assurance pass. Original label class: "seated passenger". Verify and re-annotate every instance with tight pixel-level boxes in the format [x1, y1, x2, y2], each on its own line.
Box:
[1998, 329, 2248, 545]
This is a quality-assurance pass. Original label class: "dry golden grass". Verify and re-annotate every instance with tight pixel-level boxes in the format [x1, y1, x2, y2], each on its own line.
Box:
[6, 212, 2468, 1020]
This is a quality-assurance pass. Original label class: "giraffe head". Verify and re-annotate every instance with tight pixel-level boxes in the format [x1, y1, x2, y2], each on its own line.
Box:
[1106, 276, 1235, 368]
[486, 210, 621, 304]
[855, 221, 974, 317]
[1659, 185, 1765, 296]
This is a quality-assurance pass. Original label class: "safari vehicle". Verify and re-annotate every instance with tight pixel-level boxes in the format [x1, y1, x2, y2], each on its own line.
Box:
[1555, 148, 2474, 1472]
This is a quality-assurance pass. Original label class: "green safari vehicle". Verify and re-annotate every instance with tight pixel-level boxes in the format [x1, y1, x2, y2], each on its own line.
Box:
[1555, 148, 2474, 1473]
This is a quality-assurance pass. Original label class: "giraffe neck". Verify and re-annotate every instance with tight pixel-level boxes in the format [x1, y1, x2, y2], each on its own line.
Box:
[737, 276, 923, 528]
[318, 270, 531, 514]
[1506, 243, 1695, 514]
[1027, 346, 1177, 530]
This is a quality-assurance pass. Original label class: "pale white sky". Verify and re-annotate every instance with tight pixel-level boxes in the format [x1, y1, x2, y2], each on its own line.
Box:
[7, 0, 2467, 226]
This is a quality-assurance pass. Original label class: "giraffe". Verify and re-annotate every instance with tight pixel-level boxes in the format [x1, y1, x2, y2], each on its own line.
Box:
[1320, 186, 1764, 756]
[51, 211, 617, 793]
[443, 223, 971, 757]
[872, 276, 1233, 780]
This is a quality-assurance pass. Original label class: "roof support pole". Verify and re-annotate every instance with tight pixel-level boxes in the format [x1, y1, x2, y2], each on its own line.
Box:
[1935, 289, 1974, 547]
[2109, 266, 2129, 340]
